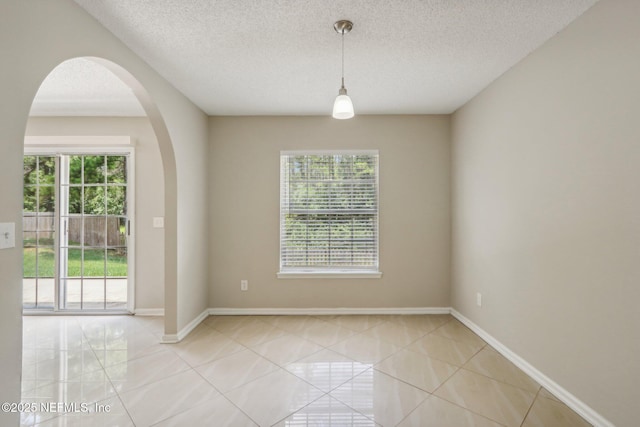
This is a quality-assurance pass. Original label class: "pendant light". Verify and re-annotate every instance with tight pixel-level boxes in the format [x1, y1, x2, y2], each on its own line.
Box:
[332, 20, 354, 120]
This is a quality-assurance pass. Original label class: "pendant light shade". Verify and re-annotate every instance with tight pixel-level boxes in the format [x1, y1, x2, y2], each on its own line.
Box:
[332, 20, 354, 120]
[333, 86, 354, 119]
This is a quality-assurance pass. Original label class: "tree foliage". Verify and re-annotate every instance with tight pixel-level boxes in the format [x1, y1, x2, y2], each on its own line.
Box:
[24, 155, 127, 216]
[24, 156, 55, 212]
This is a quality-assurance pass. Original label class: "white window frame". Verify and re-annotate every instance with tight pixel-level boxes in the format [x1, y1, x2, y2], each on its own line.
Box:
[277, 149, 382, 279]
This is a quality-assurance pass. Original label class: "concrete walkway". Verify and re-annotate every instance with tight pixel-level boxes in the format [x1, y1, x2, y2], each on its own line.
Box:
[23, 278, 127, 310]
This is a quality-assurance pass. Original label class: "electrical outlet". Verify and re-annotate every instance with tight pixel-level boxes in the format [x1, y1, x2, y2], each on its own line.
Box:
[476, 292, 482, 307]
[241, 280, 248, 291]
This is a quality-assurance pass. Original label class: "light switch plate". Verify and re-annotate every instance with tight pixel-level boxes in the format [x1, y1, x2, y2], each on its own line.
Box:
[0, 222, 16, 249]
[153, 217, 164, 228]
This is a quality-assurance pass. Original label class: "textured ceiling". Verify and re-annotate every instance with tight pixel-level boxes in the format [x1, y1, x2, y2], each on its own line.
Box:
[30, 58, 145, 117]
[59, 0, 598, 116]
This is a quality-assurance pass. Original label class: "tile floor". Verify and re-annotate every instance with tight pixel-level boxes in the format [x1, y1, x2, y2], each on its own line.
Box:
[21, 314, 592, 426]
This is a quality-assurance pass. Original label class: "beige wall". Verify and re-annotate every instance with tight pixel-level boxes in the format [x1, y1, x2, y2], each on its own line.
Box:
[1, 1, 209, 422]
[209, 116, 451, 309]
[25, 117, 165, 310]
[451, 0, 640, 425]
[174, 107, 210, 330]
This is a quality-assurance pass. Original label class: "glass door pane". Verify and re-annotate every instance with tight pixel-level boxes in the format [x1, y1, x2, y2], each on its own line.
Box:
[106, 156, 128, 309]
[22, 155, 56, 309]
[59, 154, 129, 311]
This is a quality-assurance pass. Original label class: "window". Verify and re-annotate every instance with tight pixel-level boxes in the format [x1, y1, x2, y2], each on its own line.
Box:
[278, 150, 381, 278]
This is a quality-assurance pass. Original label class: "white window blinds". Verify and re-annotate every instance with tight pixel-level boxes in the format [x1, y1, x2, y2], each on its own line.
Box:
[280, 151, 379, 272]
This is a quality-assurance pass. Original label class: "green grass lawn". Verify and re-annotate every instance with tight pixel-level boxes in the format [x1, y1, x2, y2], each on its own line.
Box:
[23, 247, 127, 277]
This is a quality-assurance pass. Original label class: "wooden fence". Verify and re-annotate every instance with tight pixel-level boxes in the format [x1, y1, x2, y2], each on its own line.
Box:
[23, 214, 124, 247]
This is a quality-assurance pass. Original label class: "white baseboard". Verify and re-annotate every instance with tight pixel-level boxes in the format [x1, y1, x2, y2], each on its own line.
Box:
[160, 335, 179, 343]
[162, 307, 448, 341]
[134, 308, 164, 316]
[208, 307, 451, 316]
[451, 309, 613, 427]
[161, 308, 208, 344]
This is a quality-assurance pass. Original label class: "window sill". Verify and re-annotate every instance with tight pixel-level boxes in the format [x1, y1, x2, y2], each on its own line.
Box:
[277, 271, 383, 279]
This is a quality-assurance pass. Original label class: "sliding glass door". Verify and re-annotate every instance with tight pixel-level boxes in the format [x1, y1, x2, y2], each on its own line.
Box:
[23, 152, 132, 312]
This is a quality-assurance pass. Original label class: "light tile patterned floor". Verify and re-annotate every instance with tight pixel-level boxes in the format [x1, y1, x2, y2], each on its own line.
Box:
[21, 314, 592, 426]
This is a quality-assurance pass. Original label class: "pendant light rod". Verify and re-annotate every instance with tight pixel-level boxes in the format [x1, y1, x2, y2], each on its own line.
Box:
[332, 20, 354, 120]
[334, 20, 353, 89]
[341, 28, 345, 88]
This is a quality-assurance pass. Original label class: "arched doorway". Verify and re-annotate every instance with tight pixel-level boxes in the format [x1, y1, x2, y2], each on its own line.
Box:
[22, 56, 178, 330]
